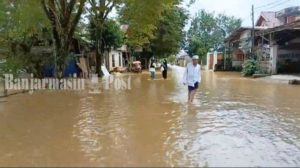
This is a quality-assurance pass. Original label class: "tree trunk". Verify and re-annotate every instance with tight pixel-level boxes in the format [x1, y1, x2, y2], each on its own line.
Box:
[54, 40, 69, 78]
[42, 0, 85, 78]
[95, 24, 104, 77]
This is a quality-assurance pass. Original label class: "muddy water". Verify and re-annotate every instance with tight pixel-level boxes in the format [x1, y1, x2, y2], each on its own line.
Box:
[0, 67, 299, 167]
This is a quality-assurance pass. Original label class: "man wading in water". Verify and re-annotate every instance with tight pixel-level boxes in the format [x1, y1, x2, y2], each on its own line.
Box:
[183, 55, 201, 103]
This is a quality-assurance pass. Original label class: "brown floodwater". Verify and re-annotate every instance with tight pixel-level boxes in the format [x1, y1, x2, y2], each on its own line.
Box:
[0, 66, 300, 167]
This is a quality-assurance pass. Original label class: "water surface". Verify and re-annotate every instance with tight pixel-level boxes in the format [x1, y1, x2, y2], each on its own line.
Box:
[0, 67, 299, 167]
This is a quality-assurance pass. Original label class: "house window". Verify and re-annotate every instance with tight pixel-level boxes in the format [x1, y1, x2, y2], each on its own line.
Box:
[112, 54, 115, 67]
[236, 54, 244, 61]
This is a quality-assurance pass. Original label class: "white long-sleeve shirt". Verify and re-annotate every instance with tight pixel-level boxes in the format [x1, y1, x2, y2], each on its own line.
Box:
[182, 63, 201, 87]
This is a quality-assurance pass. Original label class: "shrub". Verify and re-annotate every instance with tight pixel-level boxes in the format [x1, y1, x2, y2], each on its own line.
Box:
[242, 59, 258, 77]
[0, 57, 25, 78]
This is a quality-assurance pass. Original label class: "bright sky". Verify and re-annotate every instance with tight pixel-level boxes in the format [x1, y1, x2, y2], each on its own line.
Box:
[184, 0, 300, 26]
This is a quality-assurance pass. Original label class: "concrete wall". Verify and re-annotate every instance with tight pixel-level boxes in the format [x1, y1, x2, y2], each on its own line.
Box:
[258, 61, 272, 74]
[270, 45, 278, 74]
[232, 61, 244, 68]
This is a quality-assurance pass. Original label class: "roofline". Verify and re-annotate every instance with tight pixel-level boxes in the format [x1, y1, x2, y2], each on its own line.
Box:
[224, 27, 267, 42]
[255, 15, 267, 27]
[256, 20, 300, 36]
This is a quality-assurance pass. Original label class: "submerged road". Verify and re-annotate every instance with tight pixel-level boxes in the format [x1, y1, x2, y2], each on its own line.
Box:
[0, 67, 300, 167]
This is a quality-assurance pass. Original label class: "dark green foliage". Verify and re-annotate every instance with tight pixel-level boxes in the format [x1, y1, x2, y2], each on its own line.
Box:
[150, 6, 188, 58]
[242, 59, 258, 76]
[0, 57, 25, 77]
[102, 20, 124, 49]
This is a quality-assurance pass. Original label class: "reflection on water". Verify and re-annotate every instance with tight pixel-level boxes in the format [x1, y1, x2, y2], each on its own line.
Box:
[0, 67, 299, 167]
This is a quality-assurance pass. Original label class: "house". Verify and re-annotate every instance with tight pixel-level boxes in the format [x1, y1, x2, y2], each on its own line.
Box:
[255, 6, 300, 74]
[256, 20, 300, 74]
[103, 25, 130, 72]
[256, 7, 300, 28]
[104, 49, 124, 72]
[224, 27, 266, 70]
[276, 6, 300, 25]
[225, 6, 300, 73]
[255, 12, 281, 28]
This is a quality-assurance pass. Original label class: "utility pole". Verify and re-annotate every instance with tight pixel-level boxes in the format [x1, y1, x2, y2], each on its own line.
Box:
[251, 4, 255, 59]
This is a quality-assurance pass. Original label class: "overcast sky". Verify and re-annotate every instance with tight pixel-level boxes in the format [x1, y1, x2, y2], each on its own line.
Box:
[184, 0, 300, 27]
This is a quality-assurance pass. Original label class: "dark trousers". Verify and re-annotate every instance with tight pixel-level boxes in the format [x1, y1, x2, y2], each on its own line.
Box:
[162, 70, 167, 79]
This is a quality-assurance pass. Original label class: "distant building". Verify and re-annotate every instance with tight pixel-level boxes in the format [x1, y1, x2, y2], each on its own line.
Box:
[104, 49, 124, 72]
[255, 6, 300, 74]
[176, 50, 191, 67]
[225, 6, 300, 74]
[256, 21, 300, 74]
[256, 12, 281, 28]
[104, 24, 130, 72]
[256, 7, 300, 28]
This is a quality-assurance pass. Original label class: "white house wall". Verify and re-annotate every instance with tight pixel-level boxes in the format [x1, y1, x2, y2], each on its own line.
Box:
[108, 50, 123, 71]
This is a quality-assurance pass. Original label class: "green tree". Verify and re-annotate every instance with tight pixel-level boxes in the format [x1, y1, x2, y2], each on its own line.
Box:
[102, 20, 124, 49]
[87, 0, 123, 74]
[186, 10, 241, 63]
[150, 6, 188, 58]
[0, 0, 50, 54]
[42, 0, 86, 77]
[0, 0, 52, 77]
[120, 0, 175, 49]
[89, 19, 124, 50]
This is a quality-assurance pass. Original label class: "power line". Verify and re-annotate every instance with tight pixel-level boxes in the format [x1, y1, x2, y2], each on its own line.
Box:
[242, 0, 283, 22]
[255, 0, 287, 10]
[243, 0, 293, 23]
[263, 0, 292, 11]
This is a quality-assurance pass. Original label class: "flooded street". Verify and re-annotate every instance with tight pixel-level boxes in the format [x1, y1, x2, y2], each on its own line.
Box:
[0, 67, 300, 167]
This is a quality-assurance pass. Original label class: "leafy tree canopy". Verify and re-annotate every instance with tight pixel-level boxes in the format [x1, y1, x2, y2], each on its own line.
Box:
[186, 10, 241, 61]
[150, 6, 188, 58]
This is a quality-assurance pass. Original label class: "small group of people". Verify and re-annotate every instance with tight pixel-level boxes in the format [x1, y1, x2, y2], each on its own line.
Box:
[149, 55, 201, 103]
[149, 58, 168, 80]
